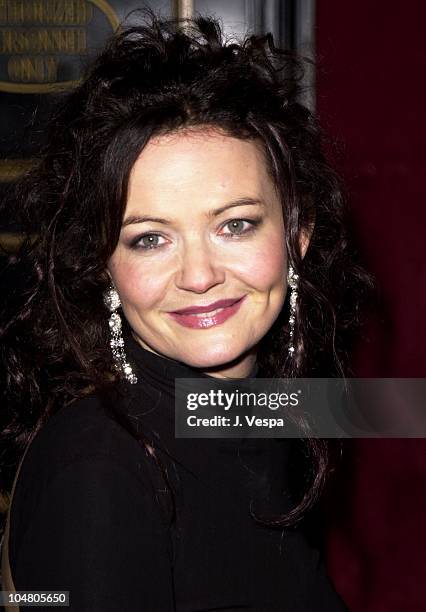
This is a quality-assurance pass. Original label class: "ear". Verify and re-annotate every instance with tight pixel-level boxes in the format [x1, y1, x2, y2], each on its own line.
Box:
[104, 268, 114, 287]
[299, 224, 313, 259]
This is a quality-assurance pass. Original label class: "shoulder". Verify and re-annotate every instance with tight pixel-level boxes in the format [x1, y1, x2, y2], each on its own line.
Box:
[9, 395, 175, 602]
[18, 391, 152, 493]
[10, 392, 169, 555]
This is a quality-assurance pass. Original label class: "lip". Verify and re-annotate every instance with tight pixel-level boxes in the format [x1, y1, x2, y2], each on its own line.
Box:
[167, 296, 246, 329]
[170, 297, 243, 315]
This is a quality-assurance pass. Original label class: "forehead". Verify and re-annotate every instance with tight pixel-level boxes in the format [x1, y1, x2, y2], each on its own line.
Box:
[126, 128, 276, 212]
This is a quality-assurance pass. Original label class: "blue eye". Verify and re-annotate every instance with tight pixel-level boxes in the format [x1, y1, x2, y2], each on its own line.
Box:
[141, 235, 160, 248]
[221, 218, 261, 237]
[130, 217, 262, 251]
[132, 234, 166, 250]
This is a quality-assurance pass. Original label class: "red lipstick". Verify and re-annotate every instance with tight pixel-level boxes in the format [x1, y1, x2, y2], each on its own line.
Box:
[167, 296, 246, 329]
[171, 298, 242, 315]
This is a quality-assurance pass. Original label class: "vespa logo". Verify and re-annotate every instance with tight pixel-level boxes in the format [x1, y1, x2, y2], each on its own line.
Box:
[0, 0, 119, 94]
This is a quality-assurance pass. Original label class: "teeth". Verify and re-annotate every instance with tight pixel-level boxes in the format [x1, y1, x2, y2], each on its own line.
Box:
[189, 307, 225, 317]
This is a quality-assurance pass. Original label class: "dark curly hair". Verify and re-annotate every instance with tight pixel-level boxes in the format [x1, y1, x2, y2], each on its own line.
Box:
[0, 9, 372, 531]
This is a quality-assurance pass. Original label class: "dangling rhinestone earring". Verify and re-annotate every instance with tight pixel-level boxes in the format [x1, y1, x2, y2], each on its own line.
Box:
[287, 265, 299, 356]
[103, 286, 138, 384]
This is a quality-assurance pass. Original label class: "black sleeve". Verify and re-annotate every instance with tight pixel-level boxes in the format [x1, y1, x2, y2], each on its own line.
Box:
[305, 547, 349, 611]
[13, 456, 175, 611]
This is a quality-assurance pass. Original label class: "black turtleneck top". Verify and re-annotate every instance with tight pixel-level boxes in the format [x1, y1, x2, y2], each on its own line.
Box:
[9, 335, 347, 611]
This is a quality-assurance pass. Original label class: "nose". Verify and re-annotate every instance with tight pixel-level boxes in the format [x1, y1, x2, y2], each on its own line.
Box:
[174, 236, 225, 294]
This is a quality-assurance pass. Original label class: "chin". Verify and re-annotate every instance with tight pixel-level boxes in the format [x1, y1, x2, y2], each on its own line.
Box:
[178, 340, 250, 370]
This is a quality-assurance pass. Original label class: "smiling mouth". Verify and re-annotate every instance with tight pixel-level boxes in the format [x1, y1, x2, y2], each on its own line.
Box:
[166, 296, 246, 329]
[185, 306, 228, 317]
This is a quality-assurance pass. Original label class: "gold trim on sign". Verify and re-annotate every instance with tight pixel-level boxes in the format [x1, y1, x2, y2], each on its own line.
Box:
[0, 81, 79, 94]
[0, 0, 119, 94]
[0, 490, 10, 514]
[0, 232, 25, 251]
[0, 232, 37, 252]
[89, 0, 120, 30]
[0, 159, 38, 182]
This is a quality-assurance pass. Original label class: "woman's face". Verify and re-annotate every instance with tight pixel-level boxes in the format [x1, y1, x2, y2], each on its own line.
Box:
[108, 129, 288, 378]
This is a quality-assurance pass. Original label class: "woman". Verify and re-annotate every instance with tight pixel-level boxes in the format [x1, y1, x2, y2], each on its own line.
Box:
[0, 10, 370, 611]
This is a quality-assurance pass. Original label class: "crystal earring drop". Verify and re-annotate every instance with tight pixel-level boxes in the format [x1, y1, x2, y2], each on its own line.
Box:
[103, 286, 138, 384]
[287, 265, 299, 356]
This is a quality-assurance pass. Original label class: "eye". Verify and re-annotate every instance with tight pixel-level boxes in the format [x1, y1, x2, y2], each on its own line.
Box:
[131, 233, 167, 250]
[129, 216, 262, 251]
[220, 218, 261, 237]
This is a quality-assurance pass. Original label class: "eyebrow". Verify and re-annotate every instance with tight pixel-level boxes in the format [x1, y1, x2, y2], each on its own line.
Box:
[122, 197, 266, 227]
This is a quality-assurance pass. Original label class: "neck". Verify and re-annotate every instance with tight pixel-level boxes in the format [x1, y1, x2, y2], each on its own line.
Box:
[198, 348, 258, 379]
[131, 332, 258, 379]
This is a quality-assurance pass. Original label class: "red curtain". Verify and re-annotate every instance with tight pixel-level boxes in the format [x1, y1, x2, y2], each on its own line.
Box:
[316, 2, 426, 609]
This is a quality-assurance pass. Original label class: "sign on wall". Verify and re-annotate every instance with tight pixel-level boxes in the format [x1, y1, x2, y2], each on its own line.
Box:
[0, 1, 314, 187]
[0, 0, 124, 183]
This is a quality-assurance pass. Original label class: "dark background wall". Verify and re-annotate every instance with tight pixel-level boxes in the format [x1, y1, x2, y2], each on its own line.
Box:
[316, 2, 426, 610]
[1, 1, 425, 609]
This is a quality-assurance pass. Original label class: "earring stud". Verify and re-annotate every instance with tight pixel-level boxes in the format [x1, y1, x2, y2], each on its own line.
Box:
[103, 286, 138, 384]
[287, 265, 299, 356]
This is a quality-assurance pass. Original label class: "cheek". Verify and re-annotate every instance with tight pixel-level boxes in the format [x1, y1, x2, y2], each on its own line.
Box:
[109, 256, 168, 311]
[236, 232, 286, 290]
